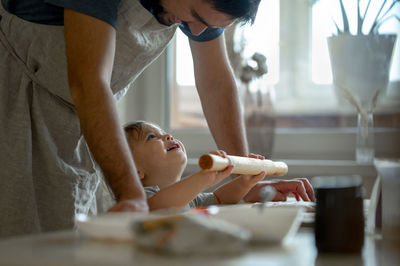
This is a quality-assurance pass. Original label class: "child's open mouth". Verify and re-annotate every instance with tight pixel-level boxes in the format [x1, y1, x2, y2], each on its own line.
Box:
[167, 143, 180, 151]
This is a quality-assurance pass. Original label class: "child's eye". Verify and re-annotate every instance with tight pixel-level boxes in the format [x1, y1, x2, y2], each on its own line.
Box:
[146, 134, 156, 140]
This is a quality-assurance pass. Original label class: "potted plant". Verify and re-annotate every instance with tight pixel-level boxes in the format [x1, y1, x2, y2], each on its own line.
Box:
[313, 0, 399, 163]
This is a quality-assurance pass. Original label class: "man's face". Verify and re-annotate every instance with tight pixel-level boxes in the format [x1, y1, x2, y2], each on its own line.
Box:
[152, 0, 234, 35]
[128, 124, 187, 188]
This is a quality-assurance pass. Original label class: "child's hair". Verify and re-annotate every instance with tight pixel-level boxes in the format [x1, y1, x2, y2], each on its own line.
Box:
[124, 121, 162, 142]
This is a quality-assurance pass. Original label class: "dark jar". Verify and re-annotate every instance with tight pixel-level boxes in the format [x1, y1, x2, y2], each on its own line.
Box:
[313, 175, 365, 253]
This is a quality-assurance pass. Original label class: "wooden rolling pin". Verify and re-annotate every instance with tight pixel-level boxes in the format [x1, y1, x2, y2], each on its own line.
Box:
[198, 154, 288, 176]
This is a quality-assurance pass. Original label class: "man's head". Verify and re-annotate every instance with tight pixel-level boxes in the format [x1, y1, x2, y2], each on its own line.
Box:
[124, 121, 187, 188]
[205, 0, 261, 25]
[151, 0, 261, 35]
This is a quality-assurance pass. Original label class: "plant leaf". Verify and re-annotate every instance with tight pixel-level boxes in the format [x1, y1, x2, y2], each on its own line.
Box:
[339, 0, 350, 33]
[377, 0, 399, 23]
[369, 0, 388, 34]
[362, 0, 372, 20]
[361, 0, 372, 33]
[357, 0, 362, 34]
[368, 0, 400, 34]
[372, 14, 400, 34]
[332, 17, 342, 34]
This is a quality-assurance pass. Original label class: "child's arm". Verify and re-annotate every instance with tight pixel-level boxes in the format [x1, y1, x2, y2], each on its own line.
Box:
[147, 165, 234, 211]
[213, 154, 266, 204]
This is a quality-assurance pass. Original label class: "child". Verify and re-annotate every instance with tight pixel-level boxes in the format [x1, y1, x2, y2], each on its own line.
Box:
[124, 121, 314, 211]
[124, 121, 266, 211]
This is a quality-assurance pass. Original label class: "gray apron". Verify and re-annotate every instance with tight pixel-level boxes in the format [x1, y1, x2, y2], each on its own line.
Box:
[0, 0, 177, 238]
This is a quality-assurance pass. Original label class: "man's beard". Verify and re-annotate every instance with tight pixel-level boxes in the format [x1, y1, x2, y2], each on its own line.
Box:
[150, 0, 171, 26]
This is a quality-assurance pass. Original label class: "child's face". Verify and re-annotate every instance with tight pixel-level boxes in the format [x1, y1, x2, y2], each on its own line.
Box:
[128, 124, 187, 188]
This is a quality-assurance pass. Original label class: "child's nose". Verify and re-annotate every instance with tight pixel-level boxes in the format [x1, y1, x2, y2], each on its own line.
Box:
[164, 134, 174, 141]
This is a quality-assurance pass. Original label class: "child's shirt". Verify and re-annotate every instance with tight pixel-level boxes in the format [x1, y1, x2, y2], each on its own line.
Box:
[144, 186, 215, 211]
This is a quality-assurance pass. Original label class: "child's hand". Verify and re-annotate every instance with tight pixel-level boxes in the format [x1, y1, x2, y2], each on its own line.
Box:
[202, 150, 234, 186]
[238, 153, 266, 187]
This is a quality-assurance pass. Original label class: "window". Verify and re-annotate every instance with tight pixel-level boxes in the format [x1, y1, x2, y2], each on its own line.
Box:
[169, 0, 400, 130]
[160, 0, 400, 166]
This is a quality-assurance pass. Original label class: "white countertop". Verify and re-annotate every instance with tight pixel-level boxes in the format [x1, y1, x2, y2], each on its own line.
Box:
[0, 227, 397, 266]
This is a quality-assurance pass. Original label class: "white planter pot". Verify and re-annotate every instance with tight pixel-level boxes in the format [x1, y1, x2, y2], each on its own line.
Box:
[327, 34, 396, 111]
[327, 34, 397, 163]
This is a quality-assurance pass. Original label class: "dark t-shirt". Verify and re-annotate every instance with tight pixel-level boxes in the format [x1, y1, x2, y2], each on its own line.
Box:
[1, 0, 224, 42]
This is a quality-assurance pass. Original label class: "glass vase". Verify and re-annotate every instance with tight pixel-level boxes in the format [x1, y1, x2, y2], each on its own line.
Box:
[356, 112, 374, 163]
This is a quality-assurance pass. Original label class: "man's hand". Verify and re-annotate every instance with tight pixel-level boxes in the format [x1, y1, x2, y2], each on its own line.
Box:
[243, 178, 315, 202]
[108, 198, 149, 213]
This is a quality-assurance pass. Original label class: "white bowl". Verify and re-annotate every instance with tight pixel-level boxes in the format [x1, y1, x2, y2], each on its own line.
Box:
[210, 204, 304, 243]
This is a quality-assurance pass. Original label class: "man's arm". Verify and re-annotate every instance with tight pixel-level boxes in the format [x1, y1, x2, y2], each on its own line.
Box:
[147, 166, 233, 211]
[189, 34, 248, 156]
[64, 10, 147, 212]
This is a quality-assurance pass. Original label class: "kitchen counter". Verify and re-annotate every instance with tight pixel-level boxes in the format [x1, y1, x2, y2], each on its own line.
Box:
[0, 226, 398, 266]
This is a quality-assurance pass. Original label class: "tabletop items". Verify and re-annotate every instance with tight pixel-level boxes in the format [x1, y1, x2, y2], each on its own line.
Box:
[257, 186, 277, 212]
[77, 203, 305, 255]
[2, 199, 399, 266]
[131, 214, 250, 255]
[312, 175, 365, 253]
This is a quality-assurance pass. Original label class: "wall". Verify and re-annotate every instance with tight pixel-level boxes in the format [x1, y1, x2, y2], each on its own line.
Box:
[116, 52, 168, 128]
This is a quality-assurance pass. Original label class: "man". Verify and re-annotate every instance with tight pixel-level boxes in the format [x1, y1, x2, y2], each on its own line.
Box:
[0, 0, 261, 238]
